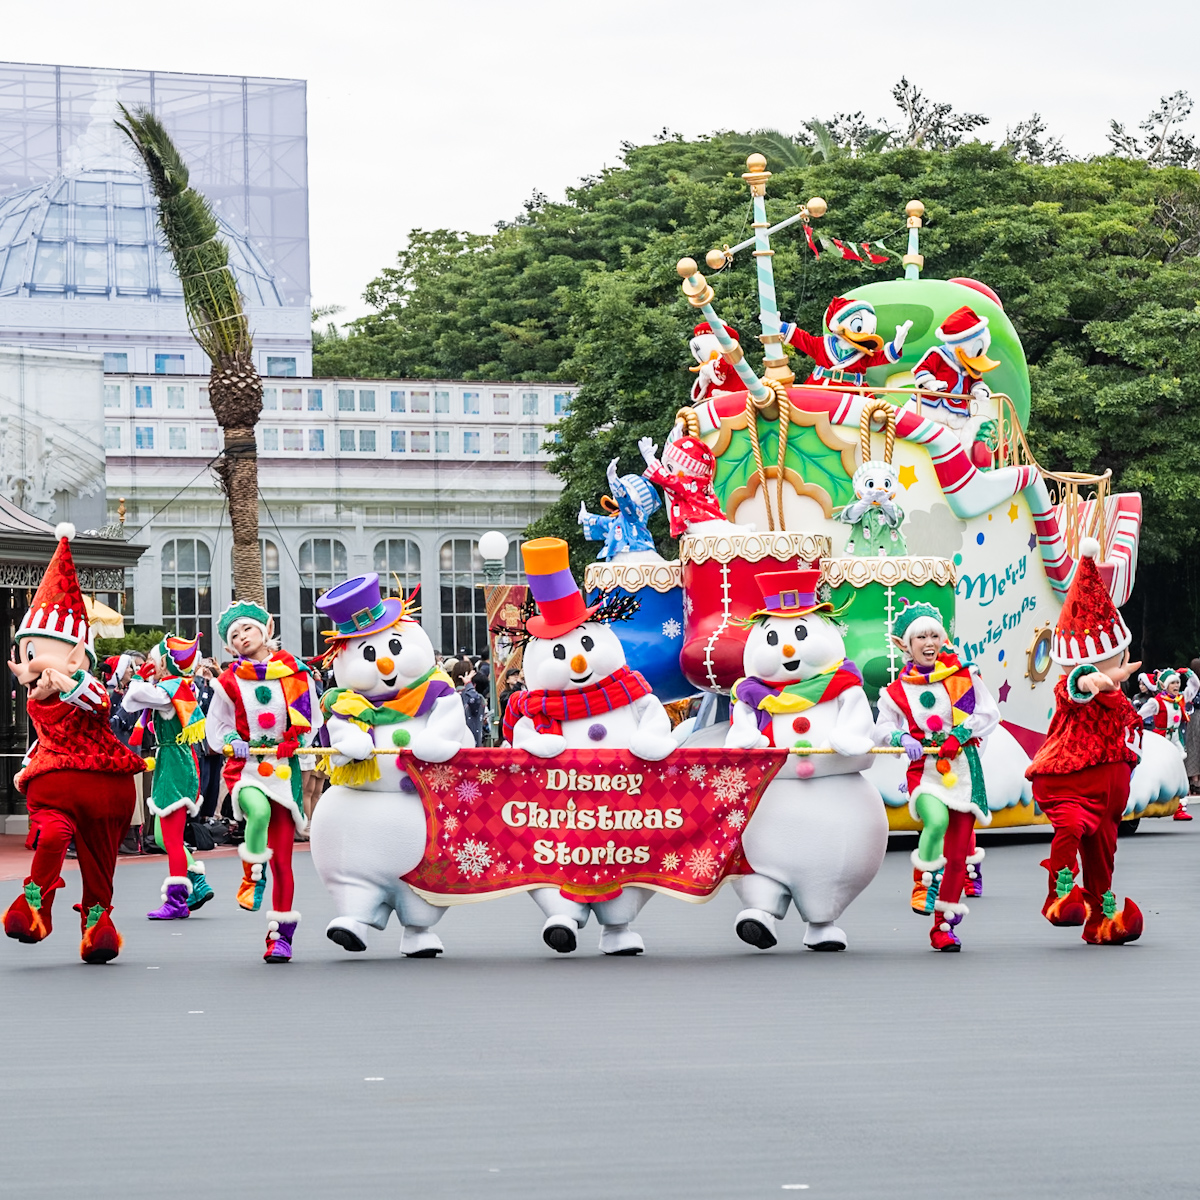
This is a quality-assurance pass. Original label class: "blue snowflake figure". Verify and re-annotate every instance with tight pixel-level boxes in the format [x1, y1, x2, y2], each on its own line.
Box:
[578, 457, 662, 559]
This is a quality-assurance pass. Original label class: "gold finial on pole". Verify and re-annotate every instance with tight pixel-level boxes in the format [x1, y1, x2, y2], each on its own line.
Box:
[676, 258, 714, 307]
[118, 497, 126, 525]
[742, 153, 771, 197]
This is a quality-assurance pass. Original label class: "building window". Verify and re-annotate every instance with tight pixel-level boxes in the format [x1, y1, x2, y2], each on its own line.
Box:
[338, 389, 355, 411]
[463, 391, 480, 415]
[359, 429, 376, 453]
[435, 430, 450, 454]
[390, 390, 405, 413]
[135, 385, 153, 409]
[434, 390, 450, 414]
[339, 428, 355, 452]
[230, 540, 282, 639]
[307, 388, 323, 411]
[282, 428, 303, 451]
[104, 385, 121, 409]
[493, 392, 511, 415]
[373, 538, 421, 599]
[464, 430, 481, 455]
[391, 430, 406, 453]
[200, 427, 219, 453]
[309, 429, 325, 452]
[411, 431, 431, 453]
[262, 427, 279, 451]
[135, 425, 155, 450]
[359, 389, 376, 413]
[168, 426, 188, 451]
[267, 357, 297, 377]
[521, 391, 539, 416]
[155, 353, 186, 375]
[522, 429, 540, 455]
[161, 538, 213, 650]
[199, 388, 211, 411]
[411, 390, 431, 413]
[554, 392, 572, 416]
[299, 537, 348, 658]
[282, 388, 302, 411]
[439, 538, 520, 656]
[103, 352, 128, 373]
[494, 431, 510, 455]
[104, 425, 121, 450]
[167, 386, 185, 410]
[262, 388, 278, 410]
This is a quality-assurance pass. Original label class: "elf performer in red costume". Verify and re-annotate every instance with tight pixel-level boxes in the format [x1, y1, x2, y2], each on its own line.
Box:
[780, 296, 912, 389]
[1136, 667, 1198, 820]
[1027, 537, 1144, 945]
[3, 524, 145, 963]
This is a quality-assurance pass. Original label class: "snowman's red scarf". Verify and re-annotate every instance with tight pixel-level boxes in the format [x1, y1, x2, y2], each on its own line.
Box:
[503, 666, 652, 744]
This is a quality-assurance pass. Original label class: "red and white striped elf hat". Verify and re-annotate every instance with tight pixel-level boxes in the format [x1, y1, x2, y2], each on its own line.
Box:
[1051, 538, 1131, 666]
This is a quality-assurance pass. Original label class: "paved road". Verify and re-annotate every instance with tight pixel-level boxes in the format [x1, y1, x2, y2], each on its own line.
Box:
[0, 823, 1195, 1200]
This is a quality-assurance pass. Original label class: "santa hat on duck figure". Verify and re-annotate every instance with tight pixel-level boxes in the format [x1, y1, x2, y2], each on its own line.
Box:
[912, 305, 1001, 429]
[504, 538, 676, 956]
[309, 573, 472, 958]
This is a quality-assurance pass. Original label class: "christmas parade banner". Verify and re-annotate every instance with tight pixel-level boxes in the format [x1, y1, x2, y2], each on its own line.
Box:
[402, 748, 789, 905]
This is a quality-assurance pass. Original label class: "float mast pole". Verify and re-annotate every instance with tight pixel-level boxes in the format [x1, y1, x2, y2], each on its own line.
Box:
[741, 154, 793, 387]
[903, 200, 925, 281]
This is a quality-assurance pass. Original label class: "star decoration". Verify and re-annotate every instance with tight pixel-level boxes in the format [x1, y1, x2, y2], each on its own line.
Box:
[897, 464, 918, 490]
[998, 681, 1012, 703]
[1028, 533, 1037, 551]
[1007, 502, 1019, 523]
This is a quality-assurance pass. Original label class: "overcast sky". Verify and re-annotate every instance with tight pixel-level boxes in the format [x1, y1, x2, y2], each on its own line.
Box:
[6, 0, 1196, 321]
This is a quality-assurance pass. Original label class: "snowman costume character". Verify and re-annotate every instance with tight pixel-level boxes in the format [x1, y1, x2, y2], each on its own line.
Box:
[725, 567, 887, 951]
[503, 538, 676, 956]
[910, 305, 1001, 428]
[309, 574, 471, 957]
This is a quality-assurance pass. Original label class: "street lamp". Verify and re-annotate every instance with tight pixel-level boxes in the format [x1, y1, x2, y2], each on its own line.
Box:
[478, 531, 510, 743]
[478, 530, 510, 585]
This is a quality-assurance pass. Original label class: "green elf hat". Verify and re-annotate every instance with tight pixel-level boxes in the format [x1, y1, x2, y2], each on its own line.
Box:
[891, 601, 947, 644]
[217, 600, 271, 649]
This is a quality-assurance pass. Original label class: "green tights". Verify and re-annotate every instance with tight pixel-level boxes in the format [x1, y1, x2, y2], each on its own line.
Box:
[915, 792, 951, 864]
[239, 786, 272, 858]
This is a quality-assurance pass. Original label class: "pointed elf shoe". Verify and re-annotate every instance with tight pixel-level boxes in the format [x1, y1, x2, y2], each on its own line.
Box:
[929, 909, 963, 952]
[1083, 892, 1144, 946]
[1042, 866, 1087, 927]
[78, 904, 122, 964]
[4, 878, 60, 943]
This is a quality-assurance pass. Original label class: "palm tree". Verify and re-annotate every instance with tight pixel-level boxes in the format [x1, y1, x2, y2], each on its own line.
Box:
[116, 104, 265, 606]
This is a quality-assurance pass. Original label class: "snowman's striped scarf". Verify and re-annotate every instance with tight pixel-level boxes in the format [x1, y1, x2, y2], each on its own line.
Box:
[502, 665, 652, 745]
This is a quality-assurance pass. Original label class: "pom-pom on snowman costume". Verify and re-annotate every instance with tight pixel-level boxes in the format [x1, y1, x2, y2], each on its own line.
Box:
[780, 296, 912, 388]
[206, 601, 322, 963]
[309, 574, 472, 958]
[689, 321, 742, 405]
[1026, 539, 1144, 945]
[639, 434, 728, 537]
[875, 603, 999, 951]
[911, 305, 1001, 428]
[725, 567, 887, 952]
[122, 633, 215, 920]
[1138, 668, 1199, 820]
[2, 524, 145, 964]
[503, 538, 676, 956]
[579, 456, 662, 560]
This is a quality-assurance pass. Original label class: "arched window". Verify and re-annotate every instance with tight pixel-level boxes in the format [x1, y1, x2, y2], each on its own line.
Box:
[373, 538, 421, 601]
[438, 537, 520, 656]
[298, 537, 347, 658]
[161, 538, 213, 651]
[230, 539, 282, 641]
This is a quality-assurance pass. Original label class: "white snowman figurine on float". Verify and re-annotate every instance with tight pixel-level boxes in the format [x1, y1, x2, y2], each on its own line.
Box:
[308, 573, 472, 957]
[503, 538, 676, 956]
[724, 566, 888, 951]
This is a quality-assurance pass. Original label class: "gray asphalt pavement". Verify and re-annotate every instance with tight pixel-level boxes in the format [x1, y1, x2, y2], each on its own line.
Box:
[0, 822, 1196, 1200]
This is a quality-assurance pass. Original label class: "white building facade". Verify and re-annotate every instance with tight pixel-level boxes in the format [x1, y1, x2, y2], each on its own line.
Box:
[104, 374, 570, 657]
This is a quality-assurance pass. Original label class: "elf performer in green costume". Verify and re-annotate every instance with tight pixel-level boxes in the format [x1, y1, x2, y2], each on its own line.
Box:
[206, 602, 322, 963]
[875, 603, 999, 952]
[122, 632, 215, 919]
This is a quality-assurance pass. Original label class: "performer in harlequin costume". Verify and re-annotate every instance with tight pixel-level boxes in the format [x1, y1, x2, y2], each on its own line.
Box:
[1137, 667, 1198, 820]
[1026, 538, 1144, 945]
[688, 320, 742, 404]
[875, 603, 1000, 952]
[779, 296, 912, 388]
[578, 457, 662, 559]
[122, 633, 215, 919]
[911, 305, 1001, 428]
[638, 434, 727, 536]
[206, 601, 322, 963]
[3, 524, 145, 963]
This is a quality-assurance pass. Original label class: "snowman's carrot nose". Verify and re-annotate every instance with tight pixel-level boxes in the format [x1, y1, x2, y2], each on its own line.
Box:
[782, 644, 796, 657]
[376, 656, 395, 674]
[570, 654, 588, 673]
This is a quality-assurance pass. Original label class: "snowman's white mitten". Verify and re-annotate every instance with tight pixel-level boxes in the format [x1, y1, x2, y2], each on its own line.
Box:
[329, 722, 375, 762]
[514, 730, 568, 759]
[629, 732, 675, 762]
[725, 703, 768, 750]
[829, 731, 874, 758]
[408, 732, 460, 764]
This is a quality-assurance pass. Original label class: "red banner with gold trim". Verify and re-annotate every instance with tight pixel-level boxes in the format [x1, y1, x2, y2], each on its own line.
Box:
[402, 747, 788, 904]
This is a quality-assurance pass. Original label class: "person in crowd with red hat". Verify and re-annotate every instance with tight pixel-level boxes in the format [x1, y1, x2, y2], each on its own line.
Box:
[911, 305, 1001, 428]
[688, 320, 742, 405]
[780, 297, 912, 389]
[875, 602, 999, 952]
[1136, 667, 1198, 820]
[638, 433, 728, 536]
[3, 524, 146, 964]
[1026, 538, 1144, 944]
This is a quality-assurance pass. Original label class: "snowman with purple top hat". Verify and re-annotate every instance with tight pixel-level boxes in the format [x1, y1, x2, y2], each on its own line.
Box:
[308, 573, 471, 957]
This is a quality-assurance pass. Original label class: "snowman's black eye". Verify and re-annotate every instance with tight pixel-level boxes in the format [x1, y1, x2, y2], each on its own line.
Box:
[363, 645, 376, 662]
[553, 644, 566, 660]
[388, 638, 402, 654]
[581, 635, 594, 651]
[766, 630, 778, 646]
[794, 625, 808, 641]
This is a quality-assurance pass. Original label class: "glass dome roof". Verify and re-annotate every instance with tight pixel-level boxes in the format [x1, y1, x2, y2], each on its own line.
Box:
[0, 167, 283, 306]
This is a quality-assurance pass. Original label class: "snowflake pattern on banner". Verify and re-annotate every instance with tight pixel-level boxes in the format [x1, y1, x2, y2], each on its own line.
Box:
[661, 617, 682, 640]
[661, 851, 682, 872]
[477, 768, 497, 784]
[457, 779, 482, 804]
[687, 847, 717, 879]
[712, 766, 748, 801]
[425, 764, 457, 792]
[443, 814, 459, 835]
[455, 838, 493, 877]
[725, 809, 746, 830]
[687, 764, 707, 784]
